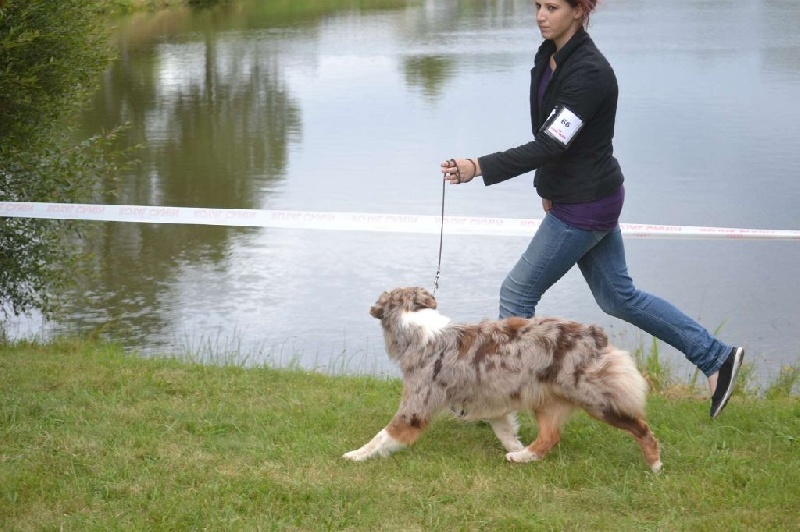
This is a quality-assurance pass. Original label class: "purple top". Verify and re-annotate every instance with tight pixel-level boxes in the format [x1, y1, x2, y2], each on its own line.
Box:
[538, 63, 553, 108]
[537, 61, 624, 230]
[551, 185, 624, 230]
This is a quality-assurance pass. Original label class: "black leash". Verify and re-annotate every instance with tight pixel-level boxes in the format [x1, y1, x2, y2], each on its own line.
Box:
[433, 159, 460, 296]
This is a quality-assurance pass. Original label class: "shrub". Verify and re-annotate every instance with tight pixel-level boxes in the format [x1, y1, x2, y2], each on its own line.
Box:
[0, 0, 121, 320]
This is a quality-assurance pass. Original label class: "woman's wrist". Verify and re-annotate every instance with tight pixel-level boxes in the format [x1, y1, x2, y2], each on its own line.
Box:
[468, 158, 481, 178]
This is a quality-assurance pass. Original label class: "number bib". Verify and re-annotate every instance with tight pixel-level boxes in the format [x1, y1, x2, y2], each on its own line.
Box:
[541, 105, 584, 148]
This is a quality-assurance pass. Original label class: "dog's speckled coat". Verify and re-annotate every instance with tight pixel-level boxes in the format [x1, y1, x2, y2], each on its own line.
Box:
[343, 287, 661, 472]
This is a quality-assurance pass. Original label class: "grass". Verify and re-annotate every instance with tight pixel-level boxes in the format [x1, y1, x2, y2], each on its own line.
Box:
[1, 338, 798, 530]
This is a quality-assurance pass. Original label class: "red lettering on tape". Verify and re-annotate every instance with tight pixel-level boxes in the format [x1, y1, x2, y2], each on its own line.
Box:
[0, 202, 35, 213]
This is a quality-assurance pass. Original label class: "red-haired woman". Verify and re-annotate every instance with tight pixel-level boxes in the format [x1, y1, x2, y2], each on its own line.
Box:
[440, 0, 744, 418]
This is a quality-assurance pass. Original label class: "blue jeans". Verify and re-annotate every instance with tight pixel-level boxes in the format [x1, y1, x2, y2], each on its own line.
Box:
[499, 213, 732, 376]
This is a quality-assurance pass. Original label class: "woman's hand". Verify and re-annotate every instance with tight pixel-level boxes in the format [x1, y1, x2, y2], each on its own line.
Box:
[542, 198, 553, 213]
[441, 158, 481, 185]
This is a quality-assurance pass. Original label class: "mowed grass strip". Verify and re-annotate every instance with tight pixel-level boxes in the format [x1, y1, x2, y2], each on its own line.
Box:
[1, 339, 798, 530]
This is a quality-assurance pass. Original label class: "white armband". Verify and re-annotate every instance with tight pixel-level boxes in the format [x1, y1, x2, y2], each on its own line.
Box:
[541, 105, 584, 148]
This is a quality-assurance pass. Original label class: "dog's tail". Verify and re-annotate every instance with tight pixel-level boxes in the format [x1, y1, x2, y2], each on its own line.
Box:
[576, 347, 649, 418]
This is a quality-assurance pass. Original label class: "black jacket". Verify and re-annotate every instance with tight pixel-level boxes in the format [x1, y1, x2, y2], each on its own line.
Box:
[478, 28, 624, 203]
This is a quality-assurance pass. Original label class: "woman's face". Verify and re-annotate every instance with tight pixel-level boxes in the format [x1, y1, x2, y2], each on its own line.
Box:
[535, 0, 584, 49]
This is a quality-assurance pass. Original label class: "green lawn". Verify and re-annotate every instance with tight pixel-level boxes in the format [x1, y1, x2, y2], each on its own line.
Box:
[1, 339, 798, 530]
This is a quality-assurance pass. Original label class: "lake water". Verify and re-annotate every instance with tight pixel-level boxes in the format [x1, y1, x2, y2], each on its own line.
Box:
[9, 0, 800, 384]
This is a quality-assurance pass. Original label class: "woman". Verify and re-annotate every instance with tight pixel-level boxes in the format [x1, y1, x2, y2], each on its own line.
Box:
[440, 0, 744, 418]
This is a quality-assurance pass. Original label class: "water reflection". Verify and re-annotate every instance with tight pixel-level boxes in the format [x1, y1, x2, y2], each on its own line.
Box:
[75, 3, 314, 342]
[403, 56, 456, 99]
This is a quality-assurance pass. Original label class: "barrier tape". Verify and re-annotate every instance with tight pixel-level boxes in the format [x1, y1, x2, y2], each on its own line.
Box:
[1, 201, 799, 240]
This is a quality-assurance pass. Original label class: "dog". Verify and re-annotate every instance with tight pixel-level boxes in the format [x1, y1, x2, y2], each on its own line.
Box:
[342, 287, 662, 472]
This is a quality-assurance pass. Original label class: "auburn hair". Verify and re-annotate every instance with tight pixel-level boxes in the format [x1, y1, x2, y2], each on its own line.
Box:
[565, 0, 598, 27]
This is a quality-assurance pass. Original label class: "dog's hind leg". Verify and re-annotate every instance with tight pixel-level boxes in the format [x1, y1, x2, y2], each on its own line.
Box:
[587, 409, 662, 473]
[506, 401, 574, 463]
[487, 413, 524, 452]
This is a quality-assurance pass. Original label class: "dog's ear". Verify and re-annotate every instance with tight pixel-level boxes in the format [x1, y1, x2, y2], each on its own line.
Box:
[410, 287, 437, 311]
[588, 324, 608, 349]
[370, 292, 389, 319]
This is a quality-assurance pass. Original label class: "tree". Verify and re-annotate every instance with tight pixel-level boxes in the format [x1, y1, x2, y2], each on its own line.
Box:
[0, 0, 122, 321]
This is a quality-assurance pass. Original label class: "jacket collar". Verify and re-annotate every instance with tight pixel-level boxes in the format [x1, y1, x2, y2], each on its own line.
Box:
[552, 27, 591, 67]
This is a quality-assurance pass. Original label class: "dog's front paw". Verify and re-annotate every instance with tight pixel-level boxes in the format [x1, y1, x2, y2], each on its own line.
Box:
[342, 449, 369, 461]
[506, 448, 541, 463]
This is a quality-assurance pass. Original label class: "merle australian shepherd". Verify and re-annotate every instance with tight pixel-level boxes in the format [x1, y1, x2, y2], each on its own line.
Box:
[343, 287, 661, 472]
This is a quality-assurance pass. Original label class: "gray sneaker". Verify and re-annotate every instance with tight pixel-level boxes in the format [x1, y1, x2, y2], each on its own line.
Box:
[710, 347, 745, 419]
